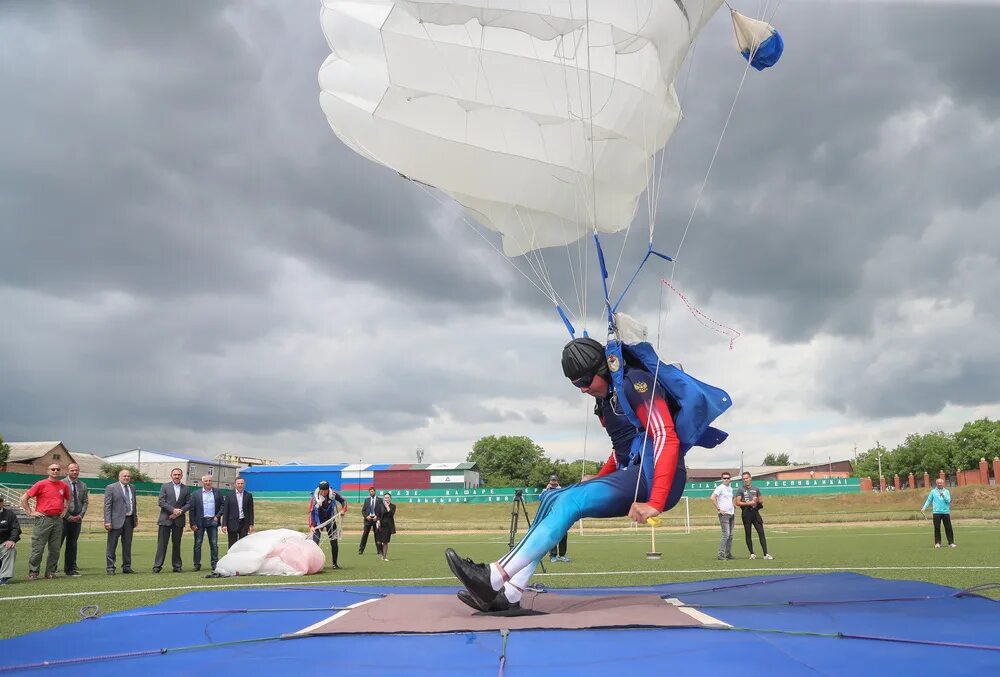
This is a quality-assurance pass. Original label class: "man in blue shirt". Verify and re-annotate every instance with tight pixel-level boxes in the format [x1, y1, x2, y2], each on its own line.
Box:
[921, 478, 956, 548]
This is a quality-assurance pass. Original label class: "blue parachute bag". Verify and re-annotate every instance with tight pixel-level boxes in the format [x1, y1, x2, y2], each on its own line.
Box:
[744, 30, 784, 71]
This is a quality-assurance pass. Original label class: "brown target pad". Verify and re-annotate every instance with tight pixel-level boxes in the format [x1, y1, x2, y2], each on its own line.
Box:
[296, 591, 727, 635]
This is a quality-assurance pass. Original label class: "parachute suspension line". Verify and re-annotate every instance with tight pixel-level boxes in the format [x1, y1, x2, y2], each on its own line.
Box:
[511, 206, 582, 326]
[408, 181, 559, 306]
[522, 33, 590, 324]
[669, 54, 755, 285]
[629, 281, 670, 505]
[426, 18, 587, 323]
[319, 135, 558, 305]
[614, 18, 707, 306]
[649, 27, 702, 246]
[584, 0, 599, 253]
[462, 23, 562, 308]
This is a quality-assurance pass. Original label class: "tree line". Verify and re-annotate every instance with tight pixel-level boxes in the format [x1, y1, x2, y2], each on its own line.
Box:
[467, 435, 600, 489]
[853, 418, 1000, 479]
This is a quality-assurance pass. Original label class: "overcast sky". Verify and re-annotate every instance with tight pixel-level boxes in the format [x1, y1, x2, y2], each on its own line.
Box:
[2, 1, 998, 470]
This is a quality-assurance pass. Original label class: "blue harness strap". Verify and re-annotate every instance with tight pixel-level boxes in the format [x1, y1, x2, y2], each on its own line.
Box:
[605, 338, 732, 463]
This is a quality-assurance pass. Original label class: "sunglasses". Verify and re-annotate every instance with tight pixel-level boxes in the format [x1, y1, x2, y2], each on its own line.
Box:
[571, 373, 595, 388]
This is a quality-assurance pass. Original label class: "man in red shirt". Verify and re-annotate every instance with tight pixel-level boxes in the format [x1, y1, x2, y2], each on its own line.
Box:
[20, 463, 70, 580]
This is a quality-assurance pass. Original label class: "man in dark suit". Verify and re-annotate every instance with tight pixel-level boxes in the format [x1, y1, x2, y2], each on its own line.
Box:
[103, 468, 138, 575]
[189, 474, 224, 571]
[152, 467, 191, 573]
[61, 462, 89, 576]
[221, 477, 254, 548]
[359, 486, 379, 555]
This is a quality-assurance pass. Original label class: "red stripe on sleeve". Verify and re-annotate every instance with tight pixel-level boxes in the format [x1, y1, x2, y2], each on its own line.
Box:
[634, 396, 680, 511]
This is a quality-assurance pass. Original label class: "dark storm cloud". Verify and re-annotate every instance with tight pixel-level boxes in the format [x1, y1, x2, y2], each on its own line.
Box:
[0, 0, 506, 307]
[1, 1, 998, 453]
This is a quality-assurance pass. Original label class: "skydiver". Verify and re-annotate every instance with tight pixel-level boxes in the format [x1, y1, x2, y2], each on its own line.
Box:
[446, 337, 685, 612]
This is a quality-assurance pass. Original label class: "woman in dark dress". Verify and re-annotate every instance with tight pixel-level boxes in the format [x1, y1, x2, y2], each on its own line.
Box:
[375, 492, 396, 561]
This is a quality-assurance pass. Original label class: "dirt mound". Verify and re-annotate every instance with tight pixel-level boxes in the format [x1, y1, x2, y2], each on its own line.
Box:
[958, 485, 1000, 507]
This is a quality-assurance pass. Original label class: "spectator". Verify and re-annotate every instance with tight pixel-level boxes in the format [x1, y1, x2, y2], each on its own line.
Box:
[221, 477, 254, 547]
[20, 462, 70, 580]
[190, 475, 224, 572]
[375, 492, 397, 561]
[542, 475, 570, 563]
[734, 471, 772, 560]
[61, 462, 89, 577]
[0, 496, 22, 585]
[153, 468, 191, 573]
[710, 471, 735, 560]
[921, 478, 956, 548]
[104, 468, 138, 575]
[309, 480, 347, 569]
[359, 487, 379, 555]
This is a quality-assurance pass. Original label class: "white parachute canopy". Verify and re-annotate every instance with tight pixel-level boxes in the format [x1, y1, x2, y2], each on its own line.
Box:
[214, 529, 326, 577]
[319, 0, 725, 257]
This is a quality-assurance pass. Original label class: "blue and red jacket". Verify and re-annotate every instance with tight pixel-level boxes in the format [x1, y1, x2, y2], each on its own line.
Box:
[594, 364, 680, 512]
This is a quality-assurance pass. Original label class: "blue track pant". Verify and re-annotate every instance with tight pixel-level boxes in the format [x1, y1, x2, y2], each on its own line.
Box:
[494, 455, 687, 598]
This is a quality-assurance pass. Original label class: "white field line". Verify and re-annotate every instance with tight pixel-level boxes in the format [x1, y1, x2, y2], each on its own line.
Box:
[294, 597, 378, 635]
[2, 565, 999, 603]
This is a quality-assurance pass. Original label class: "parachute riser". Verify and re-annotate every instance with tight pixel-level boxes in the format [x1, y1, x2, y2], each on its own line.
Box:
[556, 234, 673, 341]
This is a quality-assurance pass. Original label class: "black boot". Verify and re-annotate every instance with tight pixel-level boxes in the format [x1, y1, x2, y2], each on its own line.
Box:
[445, 548, 500, 610]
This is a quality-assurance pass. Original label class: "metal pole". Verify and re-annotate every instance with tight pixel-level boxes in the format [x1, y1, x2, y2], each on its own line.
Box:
[740, 451, 744, 476]
[877, 444, 883, 488]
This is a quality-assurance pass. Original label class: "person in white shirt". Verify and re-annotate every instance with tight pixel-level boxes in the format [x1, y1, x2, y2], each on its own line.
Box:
[221, 477, 255, 547]
[710, 472, 735, 561]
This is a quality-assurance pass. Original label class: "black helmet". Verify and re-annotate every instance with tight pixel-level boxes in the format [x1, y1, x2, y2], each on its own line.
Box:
[561, 337, 608, 384]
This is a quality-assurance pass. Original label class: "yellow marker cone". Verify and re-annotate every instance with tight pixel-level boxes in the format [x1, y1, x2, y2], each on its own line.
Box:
[646, 516, 662, 560]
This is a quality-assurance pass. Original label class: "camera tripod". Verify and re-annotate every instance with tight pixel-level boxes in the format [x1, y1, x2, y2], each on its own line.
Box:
[507, 489, 546, 573]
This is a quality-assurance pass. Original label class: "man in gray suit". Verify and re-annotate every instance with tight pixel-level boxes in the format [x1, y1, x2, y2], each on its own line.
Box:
[104, 468, 138, 575]
[189, 475, 224, 572]
[153, 468, 191, 573]
[61, 462, 89, 576]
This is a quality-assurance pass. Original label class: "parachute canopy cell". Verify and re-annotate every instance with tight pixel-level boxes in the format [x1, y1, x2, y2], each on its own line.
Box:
[319, 1, 725, 257]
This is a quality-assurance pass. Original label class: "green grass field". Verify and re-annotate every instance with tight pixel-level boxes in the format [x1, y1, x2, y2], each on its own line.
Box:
[2, 519, 998, 639]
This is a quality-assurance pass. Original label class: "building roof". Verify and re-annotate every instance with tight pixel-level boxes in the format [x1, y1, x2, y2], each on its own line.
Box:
[6, 441, 69, 463]
[102, 449, 238, 469]
[686, 467, 740, 480]
[69, 453, 107, 478]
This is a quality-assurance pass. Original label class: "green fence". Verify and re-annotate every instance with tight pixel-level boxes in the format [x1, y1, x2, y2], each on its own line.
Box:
[683, 477, 860, 498]
[247, 479, 860, 504]
[254, 486, 543, 504]
[0, 471, 219, 497]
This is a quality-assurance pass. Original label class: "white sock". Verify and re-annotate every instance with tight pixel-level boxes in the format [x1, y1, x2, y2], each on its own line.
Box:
[489, 563, 503, 591]
[503, 581, 523, 603]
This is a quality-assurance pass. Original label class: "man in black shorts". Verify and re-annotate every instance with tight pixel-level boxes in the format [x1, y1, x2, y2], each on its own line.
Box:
[734, 472, 772, 560]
